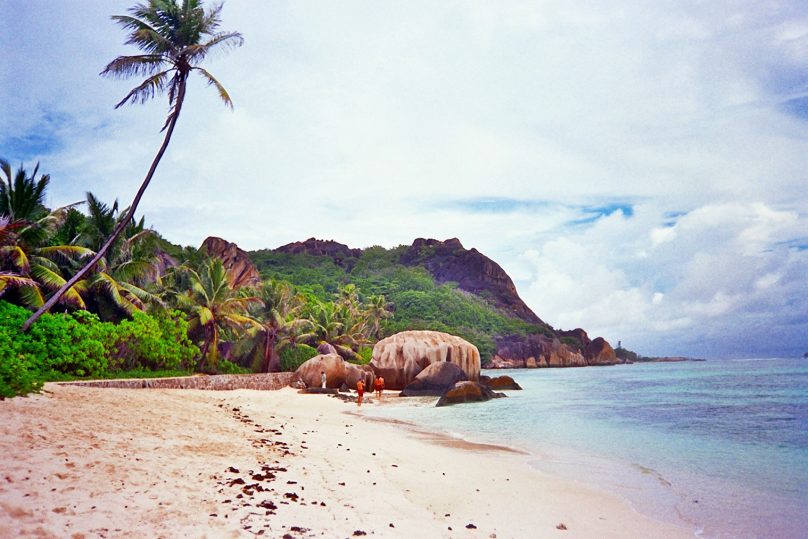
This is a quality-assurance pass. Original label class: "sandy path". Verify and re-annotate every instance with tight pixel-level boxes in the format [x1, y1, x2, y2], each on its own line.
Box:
[0, 384, 691, 538]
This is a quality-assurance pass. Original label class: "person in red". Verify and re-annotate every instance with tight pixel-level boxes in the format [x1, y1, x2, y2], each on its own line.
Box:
[374, 376, 385, 399]
[356, 379, 365, 406]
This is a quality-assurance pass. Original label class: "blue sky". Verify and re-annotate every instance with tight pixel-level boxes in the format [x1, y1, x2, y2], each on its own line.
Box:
[2, 0, 807, 358]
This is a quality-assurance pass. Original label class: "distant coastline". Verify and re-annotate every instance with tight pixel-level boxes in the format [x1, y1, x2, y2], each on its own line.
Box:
[633, 356, 706, 363]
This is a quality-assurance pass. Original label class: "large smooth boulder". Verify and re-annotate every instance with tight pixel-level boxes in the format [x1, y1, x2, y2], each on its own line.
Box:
[294, 354, 347, 388]
[371, 330, 480, 390]
[345, 363, 375, 390]
[436, 381, 506, 407]
[317, 342, 339, 356]
[400, 362, 468, 397]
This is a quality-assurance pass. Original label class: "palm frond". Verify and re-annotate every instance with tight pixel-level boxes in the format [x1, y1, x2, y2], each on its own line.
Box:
[0, 272, 45, 309]
[92, 272, 138, 313]
[29, 265, 86, 309]
[0, 245, 29, 272]
[193, 66, 233, 108]
[195, 305, 214, 326]
[101, 54, 168, 79]
[36, 245, 95, 264]
[185, 31, 244, 62]
[113, 69, 172, 108]
[111, 14, 175, 54]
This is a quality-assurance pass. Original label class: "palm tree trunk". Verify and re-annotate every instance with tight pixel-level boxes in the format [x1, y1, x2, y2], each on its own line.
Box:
[21, 78, 188, 331]
[198, 324, 212, 371]
[265, 333, 280, 373]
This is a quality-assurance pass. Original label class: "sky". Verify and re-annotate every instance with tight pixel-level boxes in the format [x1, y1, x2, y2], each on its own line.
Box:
[2, 0, 807, 359]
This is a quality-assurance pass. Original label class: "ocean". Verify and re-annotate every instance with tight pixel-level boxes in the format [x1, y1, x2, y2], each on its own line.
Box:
[364, 358, 808, 538]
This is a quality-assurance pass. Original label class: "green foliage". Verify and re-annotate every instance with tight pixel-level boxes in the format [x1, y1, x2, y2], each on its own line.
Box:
[0, 300, 203, 397]
[351, 345, 373, 365]
[251, 251, 348, 300]
[247, 245, 549, 362]
[216, 359, 250, 375]
[615, 346, 639, 362]
[0, 301, 44, 398]
[279, 343, 318, 372]
[108, 310, 198, 371]
[26, 309, 110, 377]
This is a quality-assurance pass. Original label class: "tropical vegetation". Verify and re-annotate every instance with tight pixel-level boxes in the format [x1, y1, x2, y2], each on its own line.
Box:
[23, 0, 244, 329]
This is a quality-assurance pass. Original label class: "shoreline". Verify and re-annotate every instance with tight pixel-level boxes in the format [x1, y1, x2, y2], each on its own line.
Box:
[0, 383, 692, 538]
[359, 391, 703, 536]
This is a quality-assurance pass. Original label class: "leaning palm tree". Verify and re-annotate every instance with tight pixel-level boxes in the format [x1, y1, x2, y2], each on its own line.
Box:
[22, 0, 243, 330]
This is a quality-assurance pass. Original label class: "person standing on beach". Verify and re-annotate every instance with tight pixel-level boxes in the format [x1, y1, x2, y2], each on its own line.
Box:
[356, 379, 365, 406]
[321, 371, 326, 389]
[374, 376, 385, 399]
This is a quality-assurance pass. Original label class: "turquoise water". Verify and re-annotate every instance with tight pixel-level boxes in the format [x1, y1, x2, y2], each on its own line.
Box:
[364, 359, 808, 538]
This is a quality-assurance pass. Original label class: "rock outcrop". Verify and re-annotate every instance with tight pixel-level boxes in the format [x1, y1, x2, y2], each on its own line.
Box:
[294, 354, 347, 388]
[585, 337, 616, 365]
[435, 381, 506, 407]
[400, 361, 468, 397]
[487, 329, 620, 368]
[201, 236, 261, 289]
[401, 238, 543, 324]
[258, 235, 624, 371]
[371, 330, 480, 390]
[275, 238, 361, 268]
[479, 375, 522, 390]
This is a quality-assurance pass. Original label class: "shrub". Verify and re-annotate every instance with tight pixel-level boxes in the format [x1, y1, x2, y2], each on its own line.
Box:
[108, 310, 198, 371]
[217, 359, 250, 374]
[279, 343, 318, 371]
[0, 302, 43, 398]
[27, 309, 109, 378]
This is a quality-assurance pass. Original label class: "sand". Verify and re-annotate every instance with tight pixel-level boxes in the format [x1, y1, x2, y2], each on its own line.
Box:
[0, 383, 692, 538]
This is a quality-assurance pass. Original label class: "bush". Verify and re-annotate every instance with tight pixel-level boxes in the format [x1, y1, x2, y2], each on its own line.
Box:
[26, 309, 109, 378]
[217, 359, 250, 374]
[279, 343, 318, 371]
[0, 302, 108, 395]
[0, 302, 44, 398]
[0, 301, 202, 398]
[108, 310, 198, 371]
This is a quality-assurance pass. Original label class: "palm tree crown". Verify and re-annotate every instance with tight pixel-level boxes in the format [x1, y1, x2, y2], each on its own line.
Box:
[101, 0, 244, 128]
[0, 159, 50, 222]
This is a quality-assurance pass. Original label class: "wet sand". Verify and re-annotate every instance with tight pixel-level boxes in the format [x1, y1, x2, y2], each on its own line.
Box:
[0, 384, 691, 538]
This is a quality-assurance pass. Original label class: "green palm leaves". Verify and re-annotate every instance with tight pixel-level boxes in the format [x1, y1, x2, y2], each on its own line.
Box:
[102, 0, 243, 126]
[172, 258, 260, 371]
[0, 160, 50, 222]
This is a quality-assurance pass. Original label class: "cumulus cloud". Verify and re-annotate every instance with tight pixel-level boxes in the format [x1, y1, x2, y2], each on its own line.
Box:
[513, 203, 808, 358]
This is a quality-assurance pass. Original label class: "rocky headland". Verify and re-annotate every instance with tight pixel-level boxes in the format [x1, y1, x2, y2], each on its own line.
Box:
[247, 236, 625, 369]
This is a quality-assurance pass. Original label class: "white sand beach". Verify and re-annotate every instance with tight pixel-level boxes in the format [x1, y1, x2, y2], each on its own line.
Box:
[0, 384, 691, 538]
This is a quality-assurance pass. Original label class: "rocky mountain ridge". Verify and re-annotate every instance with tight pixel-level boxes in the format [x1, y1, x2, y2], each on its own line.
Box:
[207, 235, 622, 368]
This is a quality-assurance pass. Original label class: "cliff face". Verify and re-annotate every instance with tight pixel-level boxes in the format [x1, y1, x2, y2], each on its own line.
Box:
[201, 236, 262, 289]
[400, 238, 543, 325]
[490, 329, 622, 368]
